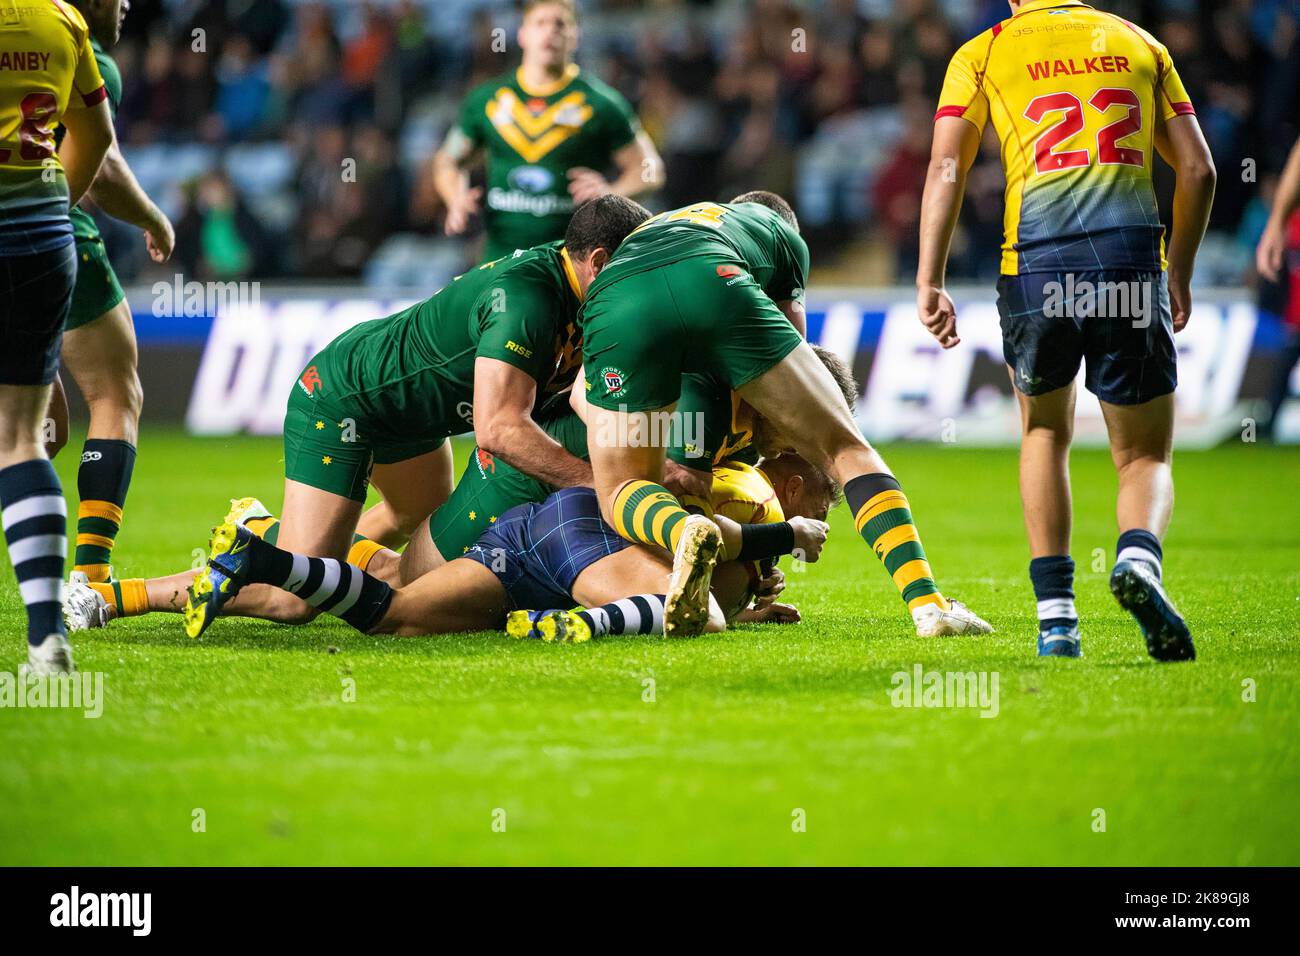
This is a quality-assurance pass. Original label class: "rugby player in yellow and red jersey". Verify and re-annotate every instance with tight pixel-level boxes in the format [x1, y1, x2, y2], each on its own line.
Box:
[0, 0, 115, 674]
[916, 0, 1216, 661]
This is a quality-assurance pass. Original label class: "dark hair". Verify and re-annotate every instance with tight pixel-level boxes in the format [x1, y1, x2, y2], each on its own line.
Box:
[761, 453, 843, 510]
[811, 344, 858, 413]
[730, 190, 799, 232]
[564, 195, 650, 260]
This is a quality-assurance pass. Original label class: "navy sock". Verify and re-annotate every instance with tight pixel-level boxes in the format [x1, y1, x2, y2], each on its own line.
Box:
[0, 459, 68, 645]
[1029, 554, 1077, 633]
[1116, 529, 1163, 581]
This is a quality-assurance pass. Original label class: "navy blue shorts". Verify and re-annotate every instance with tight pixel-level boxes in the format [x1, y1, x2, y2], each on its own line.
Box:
[462, 486, 631, 610]
[997, 269, 1176, 405]
[0, 242, 77, 386]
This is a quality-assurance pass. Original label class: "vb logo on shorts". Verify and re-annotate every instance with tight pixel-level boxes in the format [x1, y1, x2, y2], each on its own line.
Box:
[601, 366, 627, 399]
[298, 365, 322, 397]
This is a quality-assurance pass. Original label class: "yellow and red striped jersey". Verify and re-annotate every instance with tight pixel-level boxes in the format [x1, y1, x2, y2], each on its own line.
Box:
[935, 0, 1194, 275]
[0, 0, 106, 254]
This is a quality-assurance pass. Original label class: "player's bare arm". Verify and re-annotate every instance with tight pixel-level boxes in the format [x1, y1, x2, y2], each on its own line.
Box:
[473, 356, 592, 489]
[1154, 113, 1216, 332]
[915, 115, 981, 349]
[82, 139, 173, 261]
[1256, 136, 1300, 282]
[433, 127, 483, 236]
[58, 98, 114, 208]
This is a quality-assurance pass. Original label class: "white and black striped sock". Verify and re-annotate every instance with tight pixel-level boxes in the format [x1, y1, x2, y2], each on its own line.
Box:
[578, 594, 667, 637]
[255, 542, 393, 633]
[0, 459, 68, 645]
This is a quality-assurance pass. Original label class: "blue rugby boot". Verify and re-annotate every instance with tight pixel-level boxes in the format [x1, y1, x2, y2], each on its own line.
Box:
[1110, 559, 1195, 662]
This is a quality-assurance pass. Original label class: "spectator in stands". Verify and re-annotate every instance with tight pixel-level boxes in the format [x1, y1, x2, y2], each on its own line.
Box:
[174, 171, 273, 281]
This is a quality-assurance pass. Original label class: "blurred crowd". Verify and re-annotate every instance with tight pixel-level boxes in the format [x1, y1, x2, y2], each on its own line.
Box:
[100, 0, 1300, 289]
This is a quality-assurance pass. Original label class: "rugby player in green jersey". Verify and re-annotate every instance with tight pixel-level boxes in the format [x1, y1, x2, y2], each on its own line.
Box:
[44, 0, 174, 589]
[62, 196, 649, 633]
[578, 192, 994, 638]
[433, 0, 663, 261]
[335, 346, 857, 592]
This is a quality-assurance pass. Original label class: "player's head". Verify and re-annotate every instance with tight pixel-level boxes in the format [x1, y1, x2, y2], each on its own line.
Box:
[71, 0, 129, 47]
[752, 345, 859, 458]
[563, 194, 650, 292]
[730, 190, 799, 233]
[519, 0, 580, 70]
[760, 453, 841, 523]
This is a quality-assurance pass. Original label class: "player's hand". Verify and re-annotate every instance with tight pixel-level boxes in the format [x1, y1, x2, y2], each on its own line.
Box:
[444, 186, 482, 235]
[144, 208, 175, 262]
[1168, 272, 1192, 333]
[567, 167, 612, 205]
[754, 566, 785, 606]
[662, 459, 712, 501]
[789, 516, 829, 563]
[917, 284, 961, 348]
[736, 602, 801, 624]
[1256, 221, 1287, 283]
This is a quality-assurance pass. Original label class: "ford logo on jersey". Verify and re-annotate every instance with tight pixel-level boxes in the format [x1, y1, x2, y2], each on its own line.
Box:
[508, 165, 555, 193]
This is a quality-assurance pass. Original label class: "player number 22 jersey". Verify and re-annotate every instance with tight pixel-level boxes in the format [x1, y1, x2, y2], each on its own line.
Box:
[935, 0, 1195, 275]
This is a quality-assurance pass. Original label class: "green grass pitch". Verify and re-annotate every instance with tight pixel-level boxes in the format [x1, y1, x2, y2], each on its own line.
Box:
[1, 430, 1297, 866]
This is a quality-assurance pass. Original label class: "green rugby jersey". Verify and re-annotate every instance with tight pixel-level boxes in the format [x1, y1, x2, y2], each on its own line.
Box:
[310, 241, 584, 443]
[457, 65, 640, 260]
[53, 38, 121, 243]
[585, 201, 809, 306]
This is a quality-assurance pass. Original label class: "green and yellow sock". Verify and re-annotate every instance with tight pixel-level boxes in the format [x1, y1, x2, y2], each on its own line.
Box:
[845, 473, 949, 614]
[74, 438, 136, 583]
[347, 536, 385, 571]
[89, 579, 149, 618]
[612, 479, 696, 553]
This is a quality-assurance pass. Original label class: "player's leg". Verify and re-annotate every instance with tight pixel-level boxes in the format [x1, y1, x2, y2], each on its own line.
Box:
[86, 377, 376, 627]
[571, 543, 727, 636]
[1013, 380, 1082, 657]
[180, 478, 363, 636]
[503, 487, 726, 642]
[373, 559, 508, 635]
[1100, 394, 1192, 660]
[735, 342, 988, 636]
[361, 439, 455, 549]
[0, 243, 78, 673]
[61, 296, 140, 583]
[44, 373, 69, 459]
[994, 271, 1092, 655]
[581, 271, 725, 635]
[586, 401, 723, 635]
[1084, 270, 1192, 661]
[82, 486, 371, 624]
